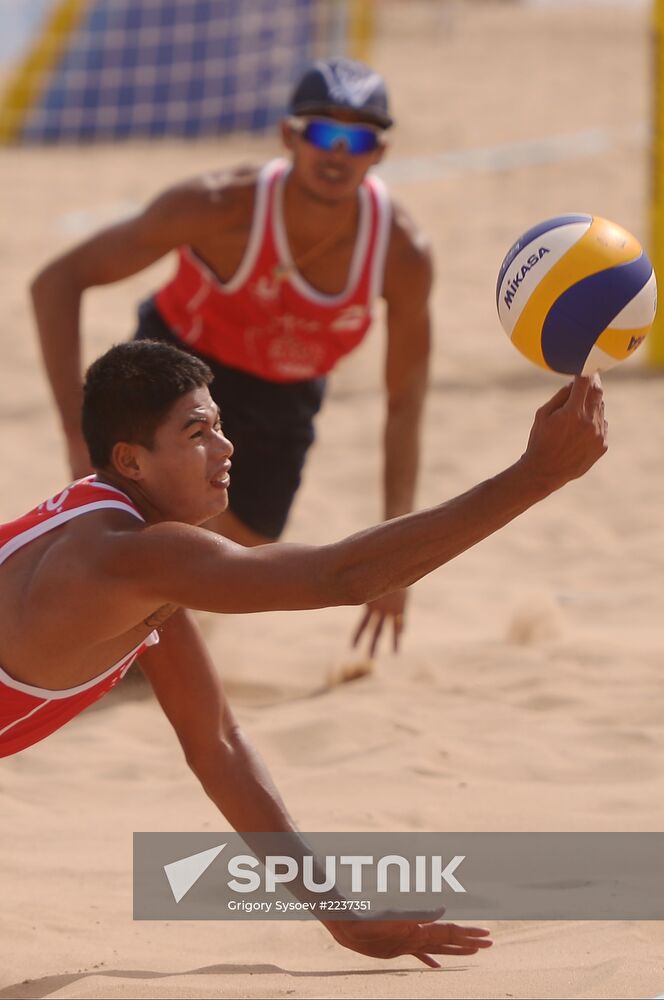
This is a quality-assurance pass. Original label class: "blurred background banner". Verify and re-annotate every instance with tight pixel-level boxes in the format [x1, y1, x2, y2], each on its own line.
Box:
[0, 0, 374, 144]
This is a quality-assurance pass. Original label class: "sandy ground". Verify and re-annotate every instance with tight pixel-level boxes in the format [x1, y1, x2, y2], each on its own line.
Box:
[2, 1, 664, 997]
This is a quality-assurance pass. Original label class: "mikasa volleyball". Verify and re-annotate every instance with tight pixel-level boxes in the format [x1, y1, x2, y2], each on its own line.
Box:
[496, 214, 657, 375]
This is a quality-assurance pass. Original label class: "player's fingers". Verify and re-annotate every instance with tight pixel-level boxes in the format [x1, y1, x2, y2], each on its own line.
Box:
[577, 373, 605, 415]
[450, 936, 493, 950]
[585, 376, 605, 418]
[352, 608, 372, 648]
[413, 952, 441, 969]
[593, 397, 604, 425]
[369, 615, 386, 658]
[392, 612, 405, 653]
[436, 944, 483, 956]
[566, 374, 592, 410]
[536, 381, 573, 416]
[417, 922, 493, 954]
[457, 926, 492, 939]
[446, 927, 493, 949]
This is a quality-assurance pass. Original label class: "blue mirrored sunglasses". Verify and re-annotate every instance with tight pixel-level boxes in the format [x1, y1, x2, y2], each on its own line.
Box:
[288, 116, 385, 155]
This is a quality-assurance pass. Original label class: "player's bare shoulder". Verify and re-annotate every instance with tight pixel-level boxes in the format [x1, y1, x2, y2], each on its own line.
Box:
[58, 502, 148, 575]
[382, 198, 434, 304]
[146, 163, 261, 240]
[175, 163, 260, 223]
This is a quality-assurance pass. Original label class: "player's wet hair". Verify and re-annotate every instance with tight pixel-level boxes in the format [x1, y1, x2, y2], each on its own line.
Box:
[82, 340, 213, 468]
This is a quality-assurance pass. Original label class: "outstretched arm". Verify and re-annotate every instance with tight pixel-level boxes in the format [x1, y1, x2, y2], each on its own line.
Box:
[140, 608, 492, 966]
[103, 376, 607, 620]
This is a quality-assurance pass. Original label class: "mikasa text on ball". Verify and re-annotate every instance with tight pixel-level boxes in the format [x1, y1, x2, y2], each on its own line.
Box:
[496, 214, 657, 375]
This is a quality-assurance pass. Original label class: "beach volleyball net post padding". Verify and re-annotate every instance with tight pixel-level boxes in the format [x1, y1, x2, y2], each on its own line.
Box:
[0, 0, 374, 144]
[651, 0, 664, 365]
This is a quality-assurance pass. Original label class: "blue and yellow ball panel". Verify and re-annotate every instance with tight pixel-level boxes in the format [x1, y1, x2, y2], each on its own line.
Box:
[541, 252, 654, 374]
[497, 215, 658, 375]
[495, 213, 592, 311]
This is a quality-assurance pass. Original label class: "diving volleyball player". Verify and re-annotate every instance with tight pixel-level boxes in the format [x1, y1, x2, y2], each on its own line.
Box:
[0, 340, 607, 965]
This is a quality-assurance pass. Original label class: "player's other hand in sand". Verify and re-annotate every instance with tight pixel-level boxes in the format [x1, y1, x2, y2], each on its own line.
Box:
[349, 374, 607, 659]
[325, 915, 492, 967]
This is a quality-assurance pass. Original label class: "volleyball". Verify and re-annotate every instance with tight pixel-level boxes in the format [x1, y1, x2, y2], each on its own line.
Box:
[496, 214, 657, 375]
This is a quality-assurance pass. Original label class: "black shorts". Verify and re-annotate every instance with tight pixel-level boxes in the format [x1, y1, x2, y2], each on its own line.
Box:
[134, 298, 326, 539]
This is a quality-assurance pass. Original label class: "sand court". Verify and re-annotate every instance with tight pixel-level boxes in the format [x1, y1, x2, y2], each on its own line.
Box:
[2, 1, 664, 997]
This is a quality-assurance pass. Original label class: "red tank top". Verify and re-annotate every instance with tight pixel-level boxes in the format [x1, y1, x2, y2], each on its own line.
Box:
[0, 478, 159, 758]
[155, 159, 392, 382]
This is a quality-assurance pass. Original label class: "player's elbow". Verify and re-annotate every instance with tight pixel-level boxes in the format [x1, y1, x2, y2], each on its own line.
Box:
[29, 263, 52, 306]
[30, 255, 82, 310]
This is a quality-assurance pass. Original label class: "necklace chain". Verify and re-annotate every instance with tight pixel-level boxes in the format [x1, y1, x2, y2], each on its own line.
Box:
[274, 200, 357, 283]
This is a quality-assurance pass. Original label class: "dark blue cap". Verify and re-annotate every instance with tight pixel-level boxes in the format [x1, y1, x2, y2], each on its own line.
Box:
[288, 58, 393, 129]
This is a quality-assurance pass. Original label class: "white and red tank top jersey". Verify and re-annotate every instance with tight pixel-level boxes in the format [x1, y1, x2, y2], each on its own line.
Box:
[0, 478, 159, 758]
[155, 158, 393, 383]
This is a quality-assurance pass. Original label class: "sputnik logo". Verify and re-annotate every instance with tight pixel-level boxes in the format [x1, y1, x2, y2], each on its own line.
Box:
[164, 844, 226, 903]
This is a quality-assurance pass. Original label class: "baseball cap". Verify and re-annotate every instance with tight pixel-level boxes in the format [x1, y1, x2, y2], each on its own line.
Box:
[288, 58, 393, 129]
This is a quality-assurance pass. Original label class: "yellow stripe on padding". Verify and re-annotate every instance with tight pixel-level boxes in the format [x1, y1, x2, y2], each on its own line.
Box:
[511, 216, 643, 370]
[0, 0, 91, 144]
[349, 0, 375, 62]
[596, 324, 652, 360]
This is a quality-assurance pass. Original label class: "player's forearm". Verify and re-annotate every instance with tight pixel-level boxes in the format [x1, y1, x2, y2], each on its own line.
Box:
[192, 729, 349, 909]
[141, 610, 294, 832]
[190, 725, 300, 834]
[332, 456, 551, 606]
[382, 392, 425, 519]
[31, 262, 85, 434]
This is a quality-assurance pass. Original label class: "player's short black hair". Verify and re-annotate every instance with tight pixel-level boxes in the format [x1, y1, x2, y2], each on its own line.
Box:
[82, 340, 213, 468]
